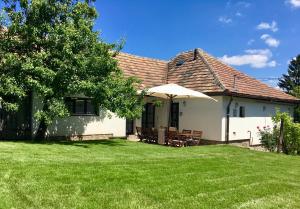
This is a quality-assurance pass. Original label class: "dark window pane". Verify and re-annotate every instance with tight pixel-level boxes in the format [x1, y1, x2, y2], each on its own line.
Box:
[171, 103, 179, 129]
[142, 103, 155, 128]
[233, 108, 237, 117]
[239, 106, 245, 117]
[75, 100, 85, 114]
[86, 100, 95, 114]
[65, 98, 74, 113]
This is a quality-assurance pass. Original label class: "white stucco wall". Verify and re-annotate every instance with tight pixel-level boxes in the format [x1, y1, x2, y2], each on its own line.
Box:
[30, 92, 295, 142]
[222, 96, 294, 145]
[31, 94, 126, 138]
[175, 96, 223, 140]
[134, 96, 223, 141]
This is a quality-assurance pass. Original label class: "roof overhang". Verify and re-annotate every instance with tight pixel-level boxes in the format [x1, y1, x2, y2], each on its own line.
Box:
[205, 91, 300, 104]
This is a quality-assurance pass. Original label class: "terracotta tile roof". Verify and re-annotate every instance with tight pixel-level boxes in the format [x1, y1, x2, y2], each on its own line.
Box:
[116, 49, 299, 103]
[198, 49, 298, 102]
[116, 52, 167, 88]
[167, 50, 223, 93]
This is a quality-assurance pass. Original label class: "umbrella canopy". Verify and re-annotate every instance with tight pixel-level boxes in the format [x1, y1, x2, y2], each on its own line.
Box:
[144, 83, 218, 144]
[146, 83, 217, 101]
[145, 83, 217, 144]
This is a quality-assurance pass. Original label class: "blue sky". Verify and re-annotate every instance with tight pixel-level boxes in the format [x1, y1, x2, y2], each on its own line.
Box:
[93, 0, 300, 87]
[1, 0, 299, 87]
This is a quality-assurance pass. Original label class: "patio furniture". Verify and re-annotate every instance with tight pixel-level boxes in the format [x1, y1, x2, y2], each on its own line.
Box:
[143, 128, 153, 143]
[169, 127, 177, 132]
[188, 130, 203, 146]
[167, 130, 187, 147]
[145, 84, 217, 132]
[149, 128, 158, 144]
[136, 127, 145, 142]
[179, 129, 192, 140]
[182, 129, 192, 134]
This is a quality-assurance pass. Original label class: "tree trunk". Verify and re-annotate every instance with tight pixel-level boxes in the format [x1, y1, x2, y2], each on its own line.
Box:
[34, 102, 49, 141]
[35, 118, 47, 141]
[277, 117, 284, 153]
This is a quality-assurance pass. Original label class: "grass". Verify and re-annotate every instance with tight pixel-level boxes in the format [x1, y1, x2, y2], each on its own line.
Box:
[0, 139, 300, 209]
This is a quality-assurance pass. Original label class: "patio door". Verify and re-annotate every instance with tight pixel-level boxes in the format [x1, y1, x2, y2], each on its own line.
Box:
[142, 103, 155, 128]
[126, 119, 134, 135]
[170, 102, 179, 129]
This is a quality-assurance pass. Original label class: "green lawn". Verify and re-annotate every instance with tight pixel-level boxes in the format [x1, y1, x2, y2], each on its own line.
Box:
[0, 140, 300, 209]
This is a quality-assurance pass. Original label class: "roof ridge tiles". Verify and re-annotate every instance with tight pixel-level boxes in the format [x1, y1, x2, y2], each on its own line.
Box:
[197, 49, 226, 91]
[118, 51, 168, 63]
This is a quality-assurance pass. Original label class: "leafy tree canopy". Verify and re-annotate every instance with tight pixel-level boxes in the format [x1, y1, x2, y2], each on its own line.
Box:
[0, 0, 144, 139]
[278, 54, 300, 95]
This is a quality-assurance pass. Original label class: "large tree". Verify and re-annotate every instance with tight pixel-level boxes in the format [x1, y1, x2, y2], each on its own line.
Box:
[278, 55, 300, 122]
[0, 0, 143, 139]
[278, 55, 300, 95]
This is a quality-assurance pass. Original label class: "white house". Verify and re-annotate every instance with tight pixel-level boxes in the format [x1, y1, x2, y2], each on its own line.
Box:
[0, 48, 298, 145]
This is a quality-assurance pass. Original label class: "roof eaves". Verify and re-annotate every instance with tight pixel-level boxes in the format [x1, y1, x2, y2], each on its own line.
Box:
[206, 91, 300, 104]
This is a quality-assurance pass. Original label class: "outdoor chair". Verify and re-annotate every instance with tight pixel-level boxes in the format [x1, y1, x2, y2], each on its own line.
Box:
[188, 130, 202, 146]
[180, 129, 192, 141]
[169, 127, 177, 132]
[143, 128, 153, 143]
[148, 128, 158, 144]
[136, 127, 145, 142]
[182, 129, 192, 134]
[167, 130, 185, 147]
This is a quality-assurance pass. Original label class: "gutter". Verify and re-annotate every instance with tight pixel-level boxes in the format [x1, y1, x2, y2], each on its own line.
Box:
[205, 91, 299, 104]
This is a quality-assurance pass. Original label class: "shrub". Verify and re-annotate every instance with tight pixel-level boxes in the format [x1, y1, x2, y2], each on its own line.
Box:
[272, 112, 300, 155]
[257, 126, 277, 152]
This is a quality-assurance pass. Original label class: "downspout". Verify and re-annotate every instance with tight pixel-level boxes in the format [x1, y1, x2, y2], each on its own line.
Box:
[225, 75, 237, 144]
[225, 96, 233, 144]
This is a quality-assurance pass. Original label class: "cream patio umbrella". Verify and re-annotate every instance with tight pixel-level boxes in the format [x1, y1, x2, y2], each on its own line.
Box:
[146, 83, 217, 133]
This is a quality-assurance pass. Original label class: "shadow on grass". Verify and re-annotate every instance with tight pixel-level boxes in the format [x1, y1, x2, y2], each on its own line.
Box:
[0, 139, 127, 148]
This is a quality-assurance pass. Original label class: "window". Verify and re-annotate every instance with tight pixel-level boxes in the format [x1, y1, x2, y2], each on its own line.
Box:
[232, 108, 237, 117]
[239, 106, 245, 117]
[142, 103, 155, 128]
[75, 100, 85, 114]
[170, 103, 179, 129]
[176, 60, 185, 67]
[65, 97, 97, 116]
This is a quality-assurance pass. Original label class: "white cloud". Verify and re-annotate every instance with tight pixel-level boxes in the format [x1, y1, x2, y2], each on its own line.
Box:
[247, 39, 255, 45]
[218, 49, 277, 68]
[260, 34, 280, 47]
[235, 12, 242, 16]
[226, 0, 232, 8]
[218, 16, 232, 24]
[268, 60, 277, 67]
[286, 0, 300, 8]
[236, 1, 251, 8]
[256, 21, 278, 32]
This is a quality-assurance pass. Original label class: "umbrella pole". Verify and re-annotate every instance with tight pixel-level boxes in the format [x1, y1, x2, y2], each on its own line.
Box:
[166, 96, 173, 145]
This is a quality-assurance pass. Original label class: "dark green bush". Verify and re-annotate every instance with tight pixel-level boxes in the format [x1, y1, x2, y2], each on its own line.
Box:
[272, 112, 300, 155]
[258, 112, 300, 155]
[257, 126, 277, 152]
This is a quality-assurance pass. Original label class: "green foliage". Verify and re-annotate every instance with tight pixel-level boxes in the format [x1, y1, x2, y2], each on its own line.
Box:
[257, 126, 278, 152]
[272, 111, 300, 155]
[278, 55, 300, 94]
[278, 56, 300, 122]
[258, 111, 300, 154]
[0, 0, 143, 137]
